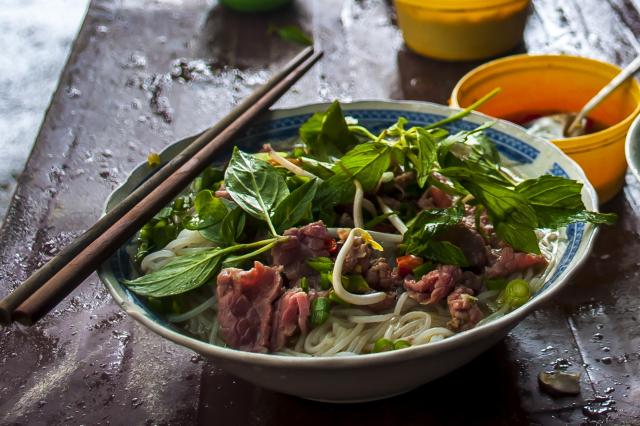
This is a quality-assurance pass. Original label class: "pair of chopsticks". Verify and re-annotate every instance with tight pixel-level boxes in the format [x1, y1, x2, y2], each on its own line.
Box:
[0, 46, 323, 326]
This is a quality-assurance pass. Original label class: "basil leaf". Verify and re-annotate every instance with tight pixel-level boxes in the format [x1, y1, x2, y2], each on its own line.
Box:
[299, 156, 335, 179]
[200, 206, 246, 245]
[315, 172, 356, 206]
[269, 24, 313, 46]
[272, 179, 318, 232]
[125, 249, 223, 297]
[300, 101, 358, 160]
[333, 142, 392, 191]
[183, 190, 228, 230]
[224, 147, 289, 235]
[413, 128, 438, 188]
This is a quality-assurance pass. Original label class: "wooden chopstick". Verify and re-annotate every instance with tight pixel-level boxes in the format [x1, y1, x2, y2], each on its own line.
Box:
[0, 46, 314, 325]
[5, 49, 323, 326]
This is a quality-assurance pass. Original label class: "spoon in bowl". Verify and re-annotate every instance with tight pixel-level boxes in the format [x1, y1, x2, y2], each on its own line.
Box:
[525, 54, 640, 139]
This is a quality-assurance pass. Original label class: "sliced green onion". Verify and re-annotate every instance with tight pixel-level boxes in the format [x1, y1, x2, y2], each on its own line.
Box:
[328, 290, 349, 306]
[412, 261, 435, 280]
[319, 272, 332, 290]
[499, 278, 531, 308]
[373, 338, 394, 353]
[307, 257, 334, 273]
[393, 340, 411, 350]
[299, 276, 309, 293]
[342, 274, 371, 294]
[310, 297, 330, 327]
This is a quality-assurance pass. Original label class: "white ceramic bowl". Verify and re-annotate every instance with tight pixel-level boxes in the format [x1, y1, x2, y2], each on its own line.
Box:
[98, 101, 599, 402]
[626, 113, 640, 183]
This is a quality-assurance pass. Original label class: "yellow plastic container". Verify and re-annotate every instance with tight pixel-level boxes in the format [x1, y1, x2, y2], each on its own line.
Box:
[451, 54, 640, 203]
[394, 0, 530, 61]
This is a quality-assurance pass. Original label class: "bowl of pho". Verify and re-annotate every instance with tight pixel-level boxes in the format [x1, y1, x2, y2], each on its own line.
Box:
[98, 100, 610, 402]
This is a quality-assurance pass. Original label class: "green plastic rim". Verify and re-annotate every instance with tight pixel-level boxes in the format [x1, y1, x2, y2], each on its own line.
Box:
[219, 0, 292, 13]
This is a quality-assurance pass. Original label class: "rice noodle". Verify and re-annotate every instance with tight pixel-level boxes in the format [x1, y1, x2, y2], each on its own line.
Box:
[167, 297, 216, 323]
[140, 229, 215, 273]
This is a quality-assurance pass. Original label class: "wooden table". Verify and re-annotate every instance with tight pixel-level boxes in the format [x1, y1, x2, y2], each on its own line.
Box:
[1, 0, 639, 424]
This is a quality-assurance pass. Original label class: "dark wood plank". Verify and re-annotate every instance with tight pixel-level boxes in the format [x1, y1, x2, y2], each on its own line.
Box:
[1, 0, 640, 424]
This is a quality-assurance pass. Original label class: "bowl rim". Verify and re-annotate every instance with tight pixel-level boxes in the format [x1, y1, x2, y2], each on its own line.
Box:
[625, 112, 640, 183]
[450, 53, 640, 150]
[99, 99, 600, 368]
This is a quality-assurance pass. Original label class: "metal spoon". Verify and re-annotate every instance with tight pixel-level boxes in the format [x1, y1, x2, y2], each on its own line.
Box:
[525, 54, 640, 139]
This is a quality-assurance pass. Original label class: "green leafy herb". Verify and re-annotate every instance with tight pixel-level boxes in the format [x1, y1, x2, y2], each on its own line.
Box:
[183, 190, 228, 230]
[268, 24, 313, 46]
[412, 128, 438, 188]
[515, 175, 616, 227]
[403, 207, 469, 266]
[272, 179, 318, 232]
[333, 142, 392, 191]
[126, 249, 224, 297]
[126, 238, 281, 297]
[224, 147, 289, 236]
[300, 101, 358, 160]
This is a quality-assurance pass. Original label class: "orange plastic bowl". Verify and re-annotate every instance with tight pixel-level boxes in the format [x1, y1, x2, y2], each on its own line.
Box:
[451, 54, 640, 203]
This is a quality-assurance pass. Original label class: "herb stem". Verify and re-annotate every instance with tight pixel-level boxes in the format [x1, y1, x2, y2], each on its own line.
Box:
[349, 125, 377, 140]
[223, 238, 286, 265]
[424, 87, 501, 130]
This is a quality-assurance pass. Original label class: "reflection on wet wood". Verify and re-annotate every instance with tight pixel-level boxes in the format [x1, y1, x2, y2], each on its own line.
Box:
[0, 0, 639, 423]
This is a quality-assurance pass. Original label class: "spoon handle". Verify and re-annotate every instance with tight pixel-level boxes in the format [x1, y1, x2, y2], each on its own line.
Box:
[568, 54, 640, 134]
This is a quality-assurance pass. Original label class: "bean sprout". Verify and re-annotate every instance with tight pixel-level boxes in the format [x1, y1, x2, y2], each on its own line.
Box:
[332, 228, 388, 305]
[376, 196, 408, 234]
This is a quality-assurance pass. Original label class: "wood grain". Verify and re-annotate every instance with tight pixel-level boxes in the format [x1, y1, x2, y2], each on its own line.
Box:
[0, 0, 638, 423]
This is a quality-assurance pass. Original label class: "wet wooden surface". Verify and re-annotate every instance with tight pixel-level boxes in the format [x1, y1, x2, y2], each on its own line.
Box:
[1, 0, 639, 424]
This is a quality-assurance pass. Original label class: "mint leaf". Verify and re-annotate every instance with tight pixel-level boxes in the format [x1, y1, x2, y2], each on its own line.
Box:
[403, 207, 469, 266]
